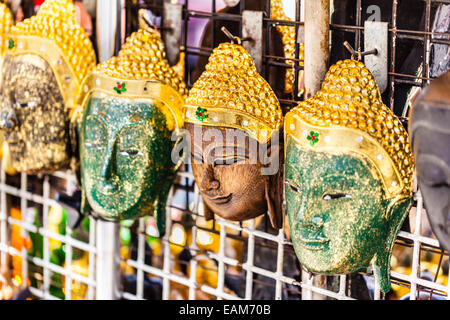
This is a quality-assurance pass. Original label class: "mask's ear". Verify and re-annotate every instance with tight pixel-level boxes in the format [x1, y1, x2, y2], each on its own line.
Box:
[80, 187, 91, 215]
[155, 129, 187, 236]
[264, 143, 283, 230]
[373, 196, 413, 293]
[69, 107, 82, 185]
[154, 171, 177, 237]
[265, 174, 282, 229]
[171, 128, 189, 172]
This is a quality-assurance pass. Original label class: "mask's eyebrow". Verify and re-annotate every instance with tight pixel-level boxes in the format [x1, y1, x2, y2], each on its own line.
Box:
[208, 145, 248, 157]
[308, 173, 367, 192]
[85, 114, 109, 132]
[206, 145, 250, 163]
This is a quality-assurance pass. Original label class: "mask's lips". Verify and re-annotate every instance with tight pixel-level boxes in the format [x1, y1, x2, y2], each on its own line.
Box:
[296, 222, 330, 251]
[97, 178, 120, 196]
[208, 193, 233, 205]
[4, 130, 20, 144]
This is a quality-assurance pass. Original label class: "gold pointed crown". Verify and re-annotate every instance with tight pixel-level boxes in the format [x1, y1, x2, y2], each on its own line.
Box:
[270, 0, 303, 95]
[184, 42, 282, 144]
[94, 28, 188, 98]
[0, 3, 13, 55]
[77, 28, 187, 131]
[285, 59, 414, 198]
[5, 0, 96, 111]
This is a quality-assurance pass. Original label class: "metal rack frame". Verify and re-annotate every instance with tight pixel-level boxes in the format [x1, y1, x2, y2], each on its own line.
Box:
[0, 0, 448, 300]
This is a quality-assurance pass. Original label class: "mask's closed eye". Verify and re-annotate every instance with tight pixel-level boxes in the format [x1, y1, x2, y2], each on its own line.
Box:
[85, 142, 104, 151]
[323, 193, 352, 200]
[214, 155, 247, 166]
[119, 149, 144, 157]
[15, 100, 38, 108]
[286, 181, 300, 193]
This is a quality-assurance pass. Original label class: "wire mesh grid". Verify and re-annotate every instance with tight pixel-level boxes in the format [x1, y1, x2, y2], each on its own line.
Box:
[0, 0, 448, 301]
[0, 164, 98, 300]
[118, 0, 449, 301]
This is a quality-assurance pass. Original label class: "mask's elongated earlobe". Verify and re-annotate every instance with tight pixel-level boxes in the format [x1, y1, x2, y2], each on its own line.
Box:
[70, 108, 82, 184]
[154, 170, 178, 237]
[155, 136, 186, 236]
[265, 143, 283, 230]
[373, 196, 413, 293]
[153, 131, 188, 235]
[265, 174, 282, 229]
[80, 187, 91, 216]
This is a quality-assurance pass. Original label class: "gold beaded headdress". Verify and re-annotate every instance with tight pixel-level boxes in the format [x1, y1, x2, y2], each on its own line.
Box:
[77, 27, 187, 131]
[0, 3, 13, 55]
[4, 0, 96, 114]
[270, 0, 303, 95]
[184, 42, 283, 144]
[285, 59, 414, 198]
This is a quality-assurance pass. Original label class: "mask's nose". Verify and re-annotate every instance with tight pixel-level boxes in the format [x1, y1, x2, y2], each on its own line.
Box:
[98, 143, 120, 194]
[0, 99, 17, 133]
[200, 165, 220, 193]
[295, 195, 324, 228]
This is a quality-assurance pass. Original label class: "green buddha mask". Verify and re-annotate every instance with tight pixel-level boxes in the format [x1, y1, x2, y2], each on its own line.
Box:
[284, 60, 415, 293]
[76, 28, 187, 233]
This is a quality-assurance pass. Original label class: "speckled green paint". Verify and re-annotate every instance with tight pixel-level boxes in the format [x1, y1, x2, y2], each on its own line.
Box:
[285, 136, 412, 293]
[79, 95, 180, 234]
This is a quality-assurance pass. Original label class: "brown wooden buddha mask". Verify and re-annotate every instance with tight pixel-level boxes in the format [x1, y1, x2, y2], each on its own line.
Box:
[183, 42, 284, 229]
[186, 123, 282, 229]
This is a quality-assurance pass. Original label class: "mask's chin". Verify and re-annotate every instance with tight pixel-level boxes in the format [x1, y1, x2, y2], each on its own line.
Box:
[86, 187, 141, 219]
[205, 198, 265, 221]
[11, 146, 57, 173]
[429, 207, 450, 252]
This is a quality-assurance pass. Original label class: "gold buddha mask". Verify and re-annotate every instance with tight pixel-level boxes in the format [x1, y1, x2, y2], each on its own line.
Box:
[0, 2, 12, 57]
[0, 0, 96, 174]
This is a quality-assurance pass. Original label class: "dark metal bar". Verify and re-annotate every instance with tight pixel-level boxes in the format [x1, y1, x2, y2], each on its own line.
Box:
[293, 0, 301, 101]
[355, 0, 362, 52]
[264, 0, 271, 82]
[428, 249, 445, 300]
[120, 0, 449, 302]
[211, 0, 216, 49]
[389, 0, 399, 111]
[424, 0, 432, 86]
[184, 0, 190, 87]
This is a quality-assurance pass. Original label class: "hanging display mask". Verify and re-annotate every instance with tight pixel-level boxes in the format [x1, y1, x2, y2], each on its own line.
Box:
[184, 41, 283, 229]
[284, 59, 415, 293]
[410, 71, 450, 253]
[0, 0, 96, 174]
[0, 3, 15, 175]
[0, 2, 12, 57]
[76, 27, 187, 233]
[270, 0, 304, 97]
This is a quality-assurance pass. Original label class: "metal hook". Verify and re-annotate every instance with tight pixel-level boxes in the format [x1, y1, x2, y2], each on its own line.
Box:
[140, 10, 158, 31]
[140, 10, 173, 33]
[220, 26, 252, 45]
[221, 26, 241, 45]
[343, 41, 378, 61]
